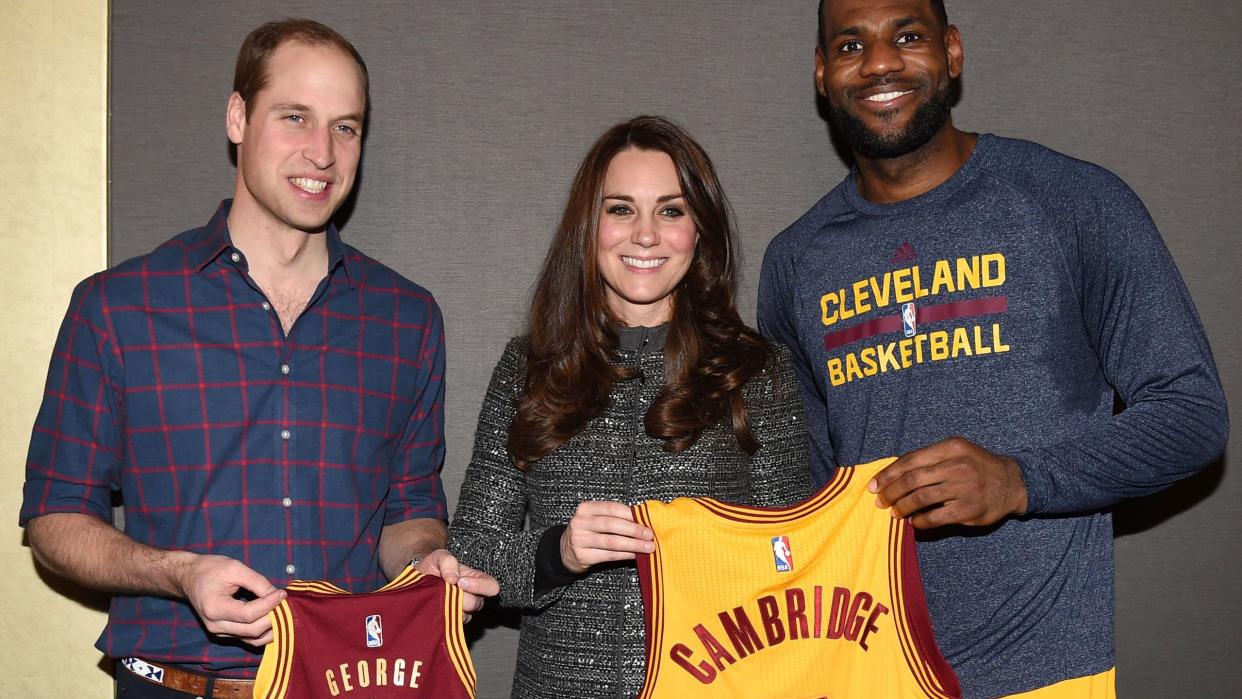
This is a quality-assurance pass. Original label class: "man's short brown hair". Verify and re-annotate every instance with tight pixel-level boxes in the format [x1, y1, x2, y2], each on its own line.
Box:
[233, 18, 369, 119]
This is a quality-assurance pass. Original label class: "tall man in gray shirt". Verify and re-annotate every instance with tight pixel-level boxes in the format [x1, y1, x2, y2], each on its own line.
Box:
[758, 1, 1228, 696]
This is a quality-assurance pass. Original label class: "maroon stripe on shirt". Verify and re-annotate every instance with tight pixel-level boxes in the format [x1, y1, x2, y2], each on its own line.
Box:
[823, 296, 1008, 351]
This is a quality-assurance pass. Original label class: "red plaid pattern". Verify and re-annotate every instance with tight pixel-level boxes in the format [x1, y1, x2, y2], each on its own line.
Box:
[21, 200, 448, 675]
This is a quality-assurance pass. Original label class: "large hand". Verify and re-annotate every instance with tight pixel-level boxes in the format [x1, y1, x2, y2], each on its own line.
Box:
[171, 553, 285, 646]
[416, 549, 500, 623]
[869, 437, 1028, 529]
[560, 501, 655, 574]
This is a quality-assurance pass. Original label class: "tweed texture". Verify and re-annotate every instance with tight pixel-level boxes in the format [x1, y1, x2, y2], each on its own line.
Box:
[449, 328, 812, 698]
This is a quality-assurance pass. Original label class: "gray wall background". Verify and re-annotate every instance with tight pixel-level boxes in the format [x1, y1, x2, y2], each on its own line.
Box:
[110, 2, 1240, 697]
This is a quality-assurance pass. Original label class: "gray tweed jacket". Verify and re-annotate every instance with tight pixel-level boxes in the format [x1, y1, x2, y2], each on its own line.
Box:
[448, 326, 812, 698]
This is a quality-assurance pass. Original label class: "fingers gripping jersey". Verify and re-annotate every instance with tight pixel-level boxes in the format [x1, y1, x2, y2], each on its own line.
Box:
[254, 567, 476, 699]
[632, 458, 960, 699]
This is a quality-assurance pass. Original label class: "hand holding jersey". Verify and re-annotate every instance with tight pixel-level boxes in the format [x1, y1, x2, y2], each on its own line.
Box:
[560, 500, 656, 574]
[414, 550, 500, 624]
[175, 553, 286, 646]
[870, 437, 1029, 529]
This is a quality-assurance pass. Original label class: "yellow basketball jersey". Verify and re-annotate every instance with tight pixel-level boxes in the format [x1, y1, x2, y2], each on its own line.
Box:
[632, 457, 959, 699]
[1001, 669, 1115, 699]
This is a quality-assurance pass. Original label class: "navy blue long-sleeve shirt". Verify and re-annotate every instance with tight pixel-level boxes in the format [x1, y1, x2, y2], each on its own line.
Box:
[758, 134, 1227, 698]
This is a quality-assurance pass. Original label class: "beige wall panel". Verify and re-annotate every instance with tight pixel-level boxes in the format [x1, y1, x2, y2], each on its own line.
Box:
[0, 0, 110, 695]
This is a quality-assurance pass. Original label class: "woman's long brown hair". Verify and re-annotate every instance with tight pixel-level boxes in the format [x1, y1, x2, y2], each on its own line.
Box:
[508, 115, 770, 469]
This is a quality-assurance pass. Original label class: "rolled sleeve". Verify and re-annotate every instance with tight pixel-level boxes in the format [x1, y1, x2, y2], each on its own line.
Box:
[384, 294, 448, 523]
[21, 276, 123, 526]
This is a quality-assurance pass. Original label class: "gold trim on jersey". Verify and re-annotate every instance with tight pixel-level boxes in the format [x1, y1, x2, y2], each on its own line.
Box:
[634, 503, 663, 699]
[889, 517, 955, 699]
[443, 581, 478, 694]
[255, 598, 295, 699]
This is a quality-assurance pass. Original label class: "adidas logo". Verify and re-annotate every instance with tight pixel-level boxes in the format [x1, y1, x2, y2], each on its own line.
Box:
[889, 242, 917, 264]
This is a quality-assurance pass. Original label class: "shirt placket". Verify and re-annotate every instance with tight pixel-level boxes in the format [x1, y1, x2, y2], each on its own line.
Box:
[278, 328, 298, 578]
[224, 248, 293, 582]
[228, 246, 337, 583]
[278, 269, 337, 581]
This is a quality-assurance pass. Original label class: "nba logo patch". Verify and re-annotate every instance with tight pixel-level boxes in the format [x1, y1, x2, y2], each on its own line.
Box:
[901, 302, 917, 337]
[772, 536, 793, 572]
[366, 614, 384, 648]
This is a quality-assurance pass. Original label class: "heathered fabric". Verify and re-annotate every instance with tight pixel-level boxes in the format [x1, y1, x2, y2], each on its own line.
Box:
[758, 134, 1228, 698]
[448, 327, 813, 698]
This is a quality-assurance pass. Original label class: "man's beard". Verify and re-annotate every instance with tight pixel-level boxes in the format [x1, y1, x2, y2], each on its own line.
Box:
[828, 84, 952, 160]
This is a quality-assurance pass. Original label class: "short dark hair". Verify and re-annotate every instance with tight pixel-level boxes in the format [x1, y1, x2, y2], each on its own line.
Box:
[818, 0, 949, 51]
[233, 18, 369, 120]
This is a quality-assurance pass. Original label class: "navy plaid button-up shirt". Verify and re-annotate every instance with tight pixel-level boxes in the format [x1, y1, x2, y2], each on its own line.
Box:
[21, 200, 448, 675]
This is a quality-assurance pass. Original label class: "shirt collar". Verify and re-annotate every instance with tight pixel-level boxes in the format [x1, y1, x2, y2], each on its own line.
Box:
[615, 323, 669, 353]
[191, 199, 353, 285]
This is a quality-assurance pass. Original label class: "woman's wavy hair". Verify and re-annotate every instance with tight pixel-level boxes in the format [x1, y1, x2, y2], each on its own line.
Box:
[507, 115, 770, 469]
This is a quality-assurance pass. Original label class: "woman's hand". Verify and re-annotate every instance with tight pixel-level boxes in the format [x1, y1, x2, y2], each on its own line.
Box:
[415, 549, 500, 623]
[560, 501, 655, 574]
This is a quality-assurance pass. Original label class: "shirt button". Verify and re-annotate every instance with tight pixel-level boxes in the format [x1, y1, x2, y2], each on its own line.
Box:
[230, 252, 241, 263]
[281, 364, 290, 375]
[261, 301, 271, 311]
[282, 497, 292, 508]
[280, 429, 291, 440]
[286, 564, 296, 575]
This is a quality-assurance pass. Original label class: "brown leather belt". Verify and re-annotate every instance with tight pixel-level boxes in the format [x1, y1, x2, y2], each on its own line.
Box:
[121, 657, 254, 699]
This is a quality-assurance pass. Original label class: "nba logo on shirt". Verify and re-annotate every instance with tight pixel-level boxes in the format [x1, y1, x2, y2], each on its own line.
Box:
[365, 614, 383, 648]
[772, 536, 793, 572]
[901, 302, 917, 337]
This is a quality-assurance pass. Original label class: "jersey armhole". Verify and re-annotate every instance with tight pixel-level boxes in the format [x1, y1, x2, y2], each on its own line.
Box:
[894, 518, 962, 698]
[442, 581, 478, 697]
[253, 600, 294, 699]
[632, 502, 665, 699]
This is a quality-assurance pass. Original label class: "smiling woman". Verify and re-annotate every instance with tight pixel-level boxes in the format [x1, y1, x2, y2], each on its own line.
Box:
[596, 148, 699, 328]
[445, 115, 813, 698]
[512, 115, 776, 466]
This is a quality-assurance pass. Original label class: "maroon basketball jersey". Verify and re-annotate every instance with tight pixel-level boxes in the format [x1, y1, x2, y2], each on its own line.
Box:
[254, 567, 476, 698]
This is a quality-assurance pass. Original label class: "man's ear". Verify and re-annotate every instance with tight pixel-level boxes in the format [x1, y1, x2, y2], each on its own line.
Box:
[226, 92, 246, 146]
[814, 47, 829, 98]
[945, 25, 964, 80]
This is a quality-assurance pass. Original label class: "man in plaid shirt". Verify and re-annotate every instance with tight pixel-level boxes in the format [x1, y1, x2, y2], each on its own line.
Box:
[20, 18, 497, 697]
